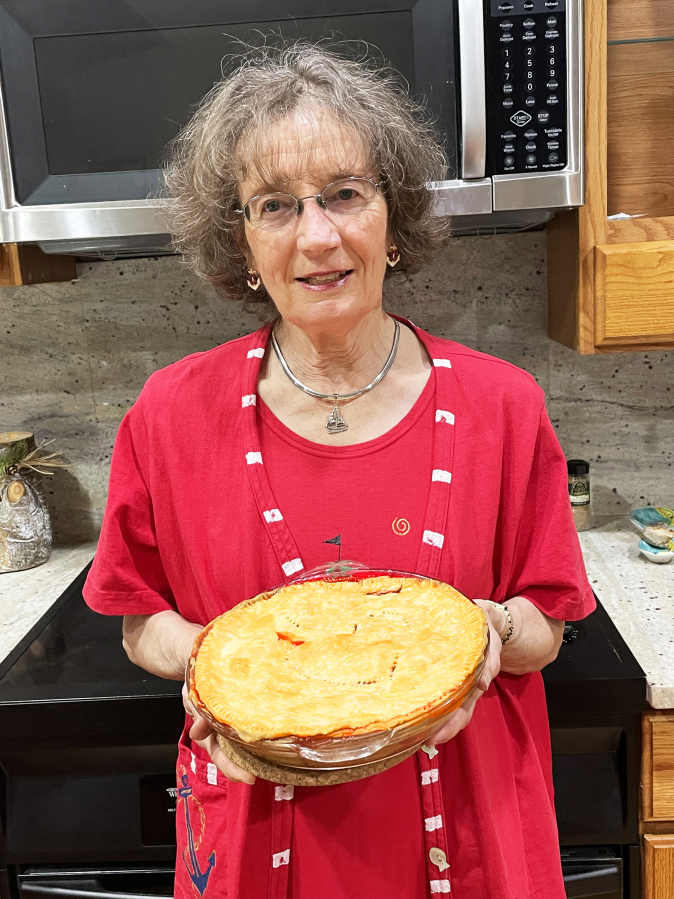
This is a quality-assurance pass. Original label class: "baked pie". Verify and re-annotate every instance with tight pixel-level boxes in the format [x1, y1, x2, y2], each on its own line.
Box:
[190, 575, 488, 743]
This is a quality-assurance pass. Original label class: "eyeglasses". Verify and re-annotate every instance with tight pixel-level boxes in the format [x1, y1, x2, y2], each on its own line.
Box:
[237, 177, 383, 231]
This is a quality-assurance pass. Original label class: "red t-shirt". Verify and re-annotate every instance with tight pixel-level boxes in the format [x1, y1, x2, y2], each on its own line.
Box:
[84, 320, 594, 899]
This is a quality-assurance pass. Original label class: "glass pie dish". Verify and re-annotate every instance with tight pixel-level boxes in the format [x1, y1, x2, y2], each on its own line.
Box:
[187, 561, 489, 771]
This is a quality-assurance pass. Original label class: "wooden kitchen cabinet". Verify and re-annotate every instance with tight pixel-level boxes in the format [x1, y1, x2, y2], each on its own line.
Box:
[0, 242, 76, 287]
[642, 712, 674, 898]
[547, 0, 674, 353]
[643, 836, 674, 899]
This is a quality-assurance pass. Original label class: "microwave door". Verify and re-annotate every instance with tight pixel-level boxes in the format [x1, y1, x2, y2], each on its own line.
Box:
[429, 0, 491, 218]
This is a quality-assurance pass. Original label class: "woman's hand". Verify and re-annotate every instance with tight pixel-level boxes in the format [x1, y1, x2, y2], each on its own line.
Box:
[429, 599, 503, 745]
[122, 611, 255, 784]
[182, 683, 256, 785]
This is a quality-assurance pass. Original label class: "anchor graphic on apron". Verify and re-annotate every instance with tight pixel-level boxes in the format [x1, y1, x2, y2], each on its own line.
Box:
[178, 773, 216, 895]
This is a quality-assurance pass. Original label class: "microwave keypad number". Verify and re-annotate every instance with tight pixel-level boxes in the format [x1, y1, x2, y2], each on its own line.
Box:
[488, 0, 567, 175]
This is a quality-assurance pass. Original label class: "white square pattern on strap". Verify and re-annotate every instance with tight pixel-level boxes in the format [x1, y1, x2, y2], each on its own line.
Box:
[272, 850, 290, 868]
[282, 558, 303, 577]
[430, 880, 451, 893]
[425, 815, 443, 832]
[431, 469, 452, 484]
[263, 509, 283, 523]
[433, 359, 452, 368]
[435, 410, 455, 425]
[423, 530, 445, 549]
[275, 784, 294, 801]
[242, 394, 256, 407]
[421, 768, 439, 785]
[247, 348, 265, 358]
[246, 452, 262, 465]
[207, 763, 218, 785]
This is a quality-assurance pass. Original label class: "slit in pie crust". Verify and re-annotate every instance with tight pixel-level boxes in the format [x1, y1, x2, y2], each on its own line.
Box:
[192, 576, 488, 743]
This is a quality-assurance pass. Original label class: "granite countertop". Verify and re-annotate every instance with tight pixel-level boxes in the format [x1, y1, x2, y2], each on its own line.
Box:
[579, 520, 674, 709]
[0, 543, 97, 667]
[0, 529, 672, 710]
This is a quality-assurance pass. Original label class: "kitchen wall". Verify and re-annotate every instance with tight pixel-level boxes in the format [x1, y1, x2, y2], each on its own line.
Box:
[1, 231, 673, 545]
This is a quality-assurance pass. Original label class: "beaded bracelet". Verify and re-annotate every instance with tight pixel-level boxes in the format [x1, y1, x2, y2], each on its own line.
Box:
[484, 600, 514, 645]
[500, 605, 514, 645]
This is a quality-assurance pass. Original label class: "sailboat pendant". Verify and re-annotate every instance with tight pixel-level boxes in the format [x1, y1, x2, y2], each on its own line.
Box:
[326, 404, 348, 434]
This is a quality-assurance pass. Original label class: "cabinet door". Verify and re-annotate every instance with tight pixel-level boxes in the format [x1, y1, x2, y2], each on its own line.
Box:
[643, 835, 674, 899]
[643, 713, 674, 822]
[594, 242, 674, 349]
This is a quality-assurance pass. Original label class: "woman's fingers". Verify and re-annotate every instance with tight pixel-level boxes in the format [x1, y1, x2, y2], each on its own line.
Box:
[196, 733, 256, 785]
[430, 601, 505, 745]
[181, 681, 254, 782]
[188, 715, 214, 741]
[430, 688, 481, 744]
[473, 600, 503, 691]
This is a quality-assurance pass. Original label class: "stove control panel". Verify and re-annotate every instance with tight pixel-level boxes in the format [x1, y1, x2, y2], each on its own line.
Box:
[487, 0, 567, 175]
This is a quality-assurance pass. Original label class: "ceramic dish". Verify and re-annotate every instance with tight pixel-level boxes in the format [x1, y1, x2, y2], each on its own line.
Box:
[187, 561, 489, 771]
[638, 538, 674, 564]
[630, 507, 674, 548]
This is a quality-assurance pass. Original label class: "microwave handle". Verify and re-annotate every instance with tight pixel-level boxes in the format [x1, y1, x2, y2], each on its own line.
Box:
[457, 0, 487, 179]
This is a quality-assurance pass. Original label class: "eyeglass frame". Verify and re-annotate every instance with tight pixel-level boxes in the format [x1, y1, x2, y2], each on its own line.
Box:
[236, 176, 384, 229]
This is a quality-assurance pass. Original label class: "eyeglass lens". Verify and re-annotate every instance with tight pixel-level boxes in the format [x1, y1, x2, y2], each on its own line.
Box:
[245, 178, 378, 230]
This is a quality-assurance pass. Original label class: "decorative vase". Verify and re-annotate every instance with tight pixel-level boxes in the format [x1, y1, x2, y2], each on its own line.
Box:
[0, 431, 52, 572]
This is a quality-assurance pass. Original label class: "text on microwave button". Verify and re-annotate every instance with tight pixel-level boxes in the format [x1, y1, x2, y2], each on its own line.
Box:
[510, 110, 533, 127]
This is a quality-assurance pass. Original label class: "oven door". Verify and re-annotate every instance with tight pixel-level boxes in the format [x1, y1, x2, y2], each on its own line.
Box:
[17, 865, 175, 899]
[562, 852, 622, 899]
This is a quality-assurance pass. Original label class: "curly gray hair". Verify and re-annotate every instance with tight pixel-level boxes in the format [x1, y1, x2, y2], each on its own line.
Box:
[163, 42, 451, 313]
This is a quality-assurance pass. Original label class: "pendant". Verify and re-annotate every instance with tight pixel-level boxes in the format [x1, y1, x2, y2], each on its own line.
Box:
[326, 404, 348, 434]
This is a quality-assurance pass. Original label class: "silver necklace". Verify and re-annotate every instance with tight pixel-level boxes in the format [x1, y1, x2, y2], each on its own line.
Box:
[271, 318, 401, 434]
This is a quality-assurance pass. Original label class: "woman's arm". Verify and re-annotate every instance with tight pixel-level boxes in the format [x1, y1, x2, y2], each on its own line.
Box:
[430, 597, 564, 745]
[488, 596, 565, 675]
[122, 612, 255, 784]
[122, 611, 201, 680]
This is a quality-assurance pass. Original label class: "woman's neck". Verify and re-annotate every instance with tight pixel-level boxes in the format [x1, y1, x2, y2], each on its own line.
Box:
[272, 308, 396, 395]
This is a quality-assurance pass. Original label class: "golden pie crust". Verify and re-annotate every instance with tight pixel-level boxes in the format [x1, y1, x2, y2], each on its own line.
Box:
[192, 576, 488, 743]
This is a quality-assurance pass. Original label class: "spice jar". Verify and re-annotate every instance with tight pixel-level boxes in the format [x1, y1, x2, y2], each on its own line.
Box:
[567, 459, 592, 531]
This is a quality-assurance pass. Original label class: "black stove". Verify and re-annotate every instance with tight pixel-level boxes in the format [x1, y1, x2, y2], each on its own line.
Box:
[0, 565, 647, 899]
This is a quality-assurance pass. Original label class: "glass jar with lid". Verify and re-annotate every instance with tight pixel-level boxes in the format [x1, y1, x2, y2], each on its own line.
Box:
[567, 459, 592, 531]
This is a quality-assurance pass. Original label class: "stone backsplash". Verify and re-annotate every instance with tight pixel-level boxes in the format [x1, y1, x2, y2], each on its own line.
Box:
[1, 231, 672, 544]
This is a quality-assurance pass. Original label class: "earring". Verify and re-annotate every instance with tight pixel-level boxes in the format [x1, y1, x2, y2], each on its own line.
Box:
[246, 270, 262, 291]
[386, 245, 401, 268]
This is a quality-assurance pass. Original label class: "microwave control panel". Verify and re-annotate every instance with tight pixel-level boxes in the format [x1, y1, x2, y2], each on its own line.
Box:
[486, 0, 567, 176]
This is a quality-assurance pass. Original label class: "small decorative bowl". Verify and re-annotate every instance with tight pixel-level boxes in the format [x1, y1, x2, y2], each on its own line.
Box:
[638, 539, 674, 565]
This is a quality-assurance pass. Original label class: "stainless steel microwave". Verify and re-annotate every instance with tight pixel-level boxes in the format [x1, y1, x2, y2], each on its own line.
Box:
[0, 0, 583, 257]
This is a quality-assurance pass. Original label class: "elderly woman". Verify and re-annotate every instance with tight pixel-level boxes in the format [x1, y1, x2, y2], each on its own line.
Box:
[84, 44, 593, 899]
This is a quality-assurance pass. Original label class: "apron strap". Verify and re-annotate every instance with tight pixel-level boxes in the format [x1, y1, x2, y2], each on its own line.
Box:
[417, 746, 453, 896]
[241, 326, 306, 581]
[268, 784, 296, 899]
[409, 331, 456, 583]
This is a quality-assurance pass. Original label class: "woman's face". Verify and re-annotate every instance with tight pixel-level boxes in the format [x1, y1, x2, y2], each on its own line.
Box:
[239, 111, 389, 333]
